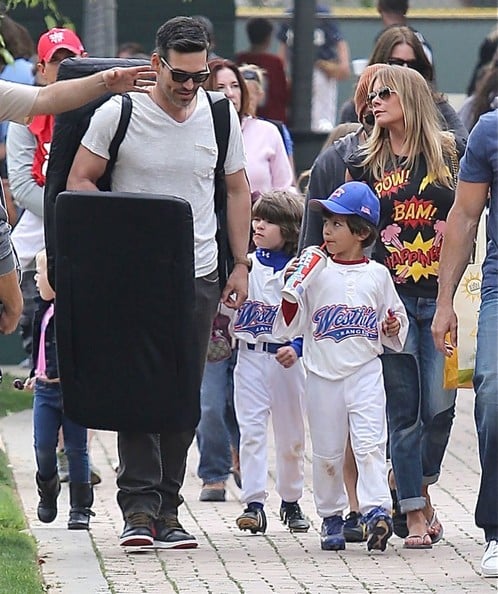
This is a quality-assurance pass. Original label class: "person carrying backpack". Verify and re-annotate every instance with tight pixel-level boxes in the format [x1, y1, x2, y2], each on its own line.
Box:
[66, 16, 251, 550]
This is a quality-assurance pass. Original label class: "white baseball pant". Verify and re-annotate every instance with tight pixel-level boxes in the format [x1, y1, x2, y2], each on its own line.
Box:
[305, 357, 391, 518]
[234, 344, 306, 505]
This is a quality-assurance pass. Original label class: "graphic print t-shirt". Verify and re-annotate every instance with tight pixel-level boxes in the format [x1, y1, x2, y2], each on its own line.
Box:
[348, 154, 454, 299]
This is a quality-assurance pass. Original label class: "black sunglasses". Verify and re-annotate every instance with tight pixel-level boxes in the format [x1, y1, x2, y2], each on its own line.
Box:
[387, 57, 419, 70]
[160, 56, 210, 83]
[367, 86, 397, 107]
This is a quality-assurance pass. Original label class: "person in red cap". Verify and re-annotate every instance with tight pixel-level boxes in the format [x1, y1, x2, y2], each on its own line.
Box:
[8, 28, 94, 532]
[8, 27, 88, 385]
[37, 28, 86, 64]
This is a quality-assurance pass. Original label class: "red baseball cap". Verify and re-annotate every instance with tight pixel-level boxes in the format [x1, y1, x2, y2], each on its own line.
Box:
[37, 28, 85, 62]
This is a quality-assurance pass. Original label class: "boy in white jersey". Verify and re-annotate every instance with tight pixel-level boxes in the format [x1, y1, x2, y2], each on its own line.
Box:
[233, 191, 309, 535]
[274, 181, 408, 552]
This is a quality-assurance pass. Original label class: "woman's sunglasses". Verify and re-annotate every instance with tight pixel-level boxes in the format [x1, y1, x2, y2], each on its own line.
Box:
[387, 57, 419, 70]
[160, 56, 210, 83]
[367, 86, 397, 107]
[241, 69, 262, 84]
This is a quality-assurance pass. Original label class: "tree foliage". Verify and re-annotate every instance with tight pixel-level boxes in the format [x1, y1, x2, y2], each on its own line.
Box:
[5, 0, 73, 30]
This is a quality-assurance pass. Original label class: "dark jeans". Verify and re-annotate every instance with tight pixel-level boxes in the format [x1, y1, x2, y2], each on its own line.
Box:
[386, 295, 457, 514]
[473, 289, 498, 541]
[196, 351, 240, 484]
[33, 380, 89, 483]
[117, 271, 220, 519]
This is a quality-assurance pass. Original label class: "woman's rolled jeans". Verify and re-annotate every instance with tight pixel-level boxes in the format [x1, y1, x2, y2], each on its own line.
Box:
[385, 295, 457, 514]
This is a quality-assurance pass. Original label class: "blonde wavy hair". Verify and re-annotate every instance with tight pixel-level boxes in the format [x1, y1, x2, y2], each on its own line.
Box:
[359, 66, 456, 188]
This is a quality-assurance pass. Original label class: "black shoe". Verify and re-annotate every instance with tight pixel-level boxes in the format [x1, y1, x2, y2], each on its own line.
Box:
[344, 511, 367, 542]
[36, 472, 61, 523]
[119, 512, 154, 547]
[236, 504, 267, 534]
[280, 502, 310, 533]
[68, 483, 95, 530]
[388, 469, 408, 538]
[154, 514, 198, 549]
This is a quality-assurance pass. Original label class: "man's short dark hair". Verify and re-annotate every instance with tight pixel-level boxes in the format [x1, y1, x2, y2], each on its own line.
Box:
[377, 0, 409, 16]
[156, 16, 209, 57]
[246, 17, 273, 46]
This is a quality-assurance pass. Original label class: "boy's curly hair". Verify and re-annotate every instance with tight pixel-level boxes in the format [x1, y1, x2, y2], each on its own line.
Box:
[252, 191, 304, 255]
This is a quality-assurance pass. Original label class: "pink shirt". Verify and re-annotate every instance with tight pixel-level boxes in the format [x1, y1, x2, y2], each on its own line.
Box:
[241, 116, 294, 194]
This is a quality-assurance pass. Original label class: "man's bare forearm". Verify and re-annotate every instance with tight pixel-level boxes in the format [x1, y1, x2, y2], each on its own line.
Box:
[226, 173, 251, 260]
[0, 268, 23, 334]
[31, 65, 155, 116]
[437, 189, 484, 305]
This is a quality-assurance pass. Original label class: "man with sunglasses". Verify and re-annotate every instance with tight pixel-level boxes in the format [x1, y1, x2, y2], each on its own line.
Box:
[67, 16, 251, 550]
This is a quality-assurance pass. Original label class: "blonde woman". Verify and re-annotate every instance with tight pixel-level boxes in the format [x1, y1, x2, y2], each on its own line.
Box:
[346, 65, 464, 550]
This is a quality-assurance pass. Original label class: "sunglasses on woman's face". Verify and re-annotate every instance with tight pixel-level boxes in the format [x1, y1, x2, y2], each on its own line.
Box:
[367, 86, 397, 107]
[160, 56, 210, 83]
[241, 70, 260, 82]
[387, 57, 419, 70]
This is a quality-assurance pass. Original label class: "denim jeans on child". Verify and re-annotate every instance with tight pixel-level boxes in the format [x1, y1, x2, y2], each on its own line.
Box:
[387, 295, 456, 513]
[473, 288, 498, 541]
[196, 351, 239, 485]
[33, 380, 89, 483]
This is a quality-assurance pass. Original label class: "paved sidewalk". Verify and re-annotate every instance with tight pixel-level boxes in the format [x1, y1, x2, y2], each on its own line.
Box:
[0, 387, 496, 593]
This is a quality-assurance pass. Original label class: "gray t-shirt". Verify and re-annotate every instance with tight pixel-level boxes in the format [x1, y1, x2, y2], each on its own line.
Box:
[82, 88, 246, 277]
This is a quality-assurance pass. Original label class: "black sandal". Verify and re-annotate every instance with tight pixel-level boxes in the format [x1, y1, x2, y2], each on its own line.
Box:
[388, 469, 409, 538]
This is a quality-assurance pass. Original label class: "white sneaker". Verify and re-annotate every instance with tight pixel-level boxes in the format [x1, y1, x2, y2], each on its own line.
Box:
[481, 539, 498, 578]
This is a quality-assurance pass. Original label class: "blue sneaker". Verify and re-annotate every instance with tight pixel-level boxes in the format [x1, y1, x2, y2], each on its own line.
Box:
[320, 515, 345, 551]
[363, 506, 393, 552]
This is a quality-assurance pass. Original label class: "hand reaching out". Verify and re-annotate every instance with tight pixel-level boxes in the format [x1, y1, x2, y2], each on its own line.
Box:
[102, 65, 156, 94]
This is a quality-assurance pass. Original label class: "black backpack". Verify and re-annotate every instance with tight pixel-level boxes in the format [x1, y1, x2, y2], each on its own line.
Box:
[44, 57, 231, 289]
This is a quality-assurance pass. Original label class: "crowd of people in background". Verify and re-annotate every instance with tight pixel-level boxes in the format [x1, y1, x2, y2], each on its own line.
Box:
[0, 2, 497, 582]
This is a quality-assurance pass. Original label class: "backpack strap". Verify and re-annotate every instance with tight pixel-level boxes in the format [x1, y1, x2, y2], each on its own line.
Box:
[205, 91, 232, 287]
[206, 91, 230, 214]
[98, 93, 133, 190]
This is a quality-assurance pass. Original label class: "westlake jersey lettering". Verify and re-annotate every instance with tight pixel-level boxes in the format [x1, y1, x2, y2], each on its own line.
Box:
[234, 301, 279, 338]
[232, 253, 294, 345]
[313, 304, 378, 342]
[274, 260, 408, 381]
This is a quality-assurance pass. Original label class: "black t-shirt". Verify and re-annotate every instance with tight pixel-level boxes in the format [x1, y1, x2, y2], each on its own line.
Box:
[347, 153, 455, 299]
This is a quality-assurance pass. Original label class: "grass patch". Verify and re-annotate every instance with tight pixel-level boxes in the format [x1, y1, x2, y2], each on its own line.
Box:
[0, 373, 34, 417]
[0, 374, 45, 593]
